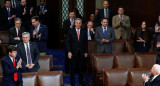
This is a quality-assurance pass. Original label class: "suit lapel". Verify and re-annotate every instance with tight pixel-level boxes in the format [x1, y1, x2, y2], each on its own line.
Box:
[73, 28, 78, 42]
[38, 24, 42, 35]
[21, 43, 27, 62]
[29, 42, 33, 59]
[7, 55, 13, 67]
[99, 27, 104, 38]
[151, 75, 160, 83]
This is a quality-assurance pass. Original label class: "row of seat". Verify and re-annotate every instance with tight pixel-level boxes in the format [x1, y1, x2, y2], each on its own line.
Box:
[103, 68, 151, 86]
[92, 52, 156, 86]
[0, 55, 53, 74]
[0, 71, 63, 86]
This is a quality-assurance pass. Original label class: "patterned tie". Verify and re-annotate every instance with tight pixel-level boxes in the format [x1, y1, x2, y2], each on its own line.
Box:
[26, 43, 32, 64]
[77, 29, 80, 41]
[13, 58, 18, 82]
[104, 27, 107, 37]
[8, 8, 11, 24]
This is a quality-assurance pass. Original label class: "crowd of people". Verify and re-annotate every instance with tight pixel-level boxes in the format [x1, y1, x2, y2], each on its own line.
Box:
[1, 0, 160, 86]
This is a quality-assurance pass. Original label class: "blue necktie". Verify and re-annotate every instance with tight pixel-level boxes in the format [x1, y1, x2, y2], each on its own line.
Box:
[104, 27, 107, 37]
[8, 9, 11, 24]
[26, 43, 32, 64]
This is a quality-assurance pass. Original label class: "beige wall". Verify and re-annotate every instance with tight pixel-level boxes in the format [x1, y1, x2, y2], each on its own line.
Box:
[96, 0, 103, 9]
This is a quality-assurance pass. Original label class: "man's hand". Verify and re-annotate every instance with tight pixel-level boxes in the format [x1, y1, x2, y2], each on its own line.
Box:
[142, 73, 150, 82]
[16, 58, 22, 69]
[102, 39, 109, 43]
[84, 53, 88, 58]
[68, 52, 72, 59]
[14, 37, 20, 40]
[157, 42, 160, 48]
[36, 33, 41, 39]
[33, 29, 37, 36]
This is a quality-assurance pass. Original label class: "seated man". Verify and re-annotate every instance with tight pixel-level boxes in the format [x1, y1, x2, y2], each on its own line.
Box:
[0, 46, 25, 86]
[17, 32, 40, 72]
[142, 64, 160, 86]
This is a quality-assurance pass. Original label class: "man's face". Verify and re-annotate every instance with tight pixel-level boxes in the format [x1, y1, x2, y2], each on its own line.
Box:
[5, 1, 11, 8]
[87, 22, 93, 29]
[118, 8, 124, 15]
[75, 20, 82, 29]
[31, 19, 39, 27]
[101, 19, 108, 27]
[9, 51, 17, 58]
[21, 0, 27, 6]
[103, 1, 109, 9]
[141, 22, 146, 29]
[22, 34, 30, 43]
[158, 16, 160, 22]
[40, 0, 45, 6]
[15, 20, 21, 29]
[69, 12, 75, 19]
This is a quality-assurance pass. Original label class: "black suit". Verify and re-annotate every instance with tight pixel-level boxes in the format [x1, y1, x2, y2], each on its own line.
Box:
[9, 27, 26, 45]
[145, 75, 160, 86]
[95, 8, 115, 27]
[63, 19, 73, 34]
[17, 42, 40, 72]
[0, 7, 16, 30]
[66, 28, 88, 86]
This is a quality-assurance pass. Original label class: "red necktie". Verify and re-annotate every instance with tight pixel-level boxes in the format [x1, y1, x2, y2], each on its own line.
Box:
[17, 29, 20, 37]
[77, 29, 80, 41]
[13, 58, 18, 82]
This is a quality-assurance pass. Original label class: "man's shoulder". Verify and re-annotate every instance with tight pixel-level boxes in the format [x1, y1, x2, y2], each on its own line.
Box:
[1, 56, 9, 62]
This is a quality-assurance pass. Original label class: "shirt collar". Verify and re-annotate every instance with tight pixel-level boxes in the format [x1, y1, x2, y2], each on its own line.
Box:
[118, 14, 124, 18]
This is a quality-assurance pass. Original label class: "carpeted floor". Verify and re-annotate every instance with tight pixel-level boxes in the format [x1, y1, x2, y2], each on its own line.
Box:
[46, 49, 92, 86]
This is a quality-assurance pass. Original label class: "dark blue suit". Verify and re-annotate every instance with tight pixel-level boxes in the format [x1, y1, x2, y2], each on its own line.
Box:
[17, 42, 40, 72]
[0, 55, 25, 86]
[30, 24, 48, 53]
[66, 28, 88, 85]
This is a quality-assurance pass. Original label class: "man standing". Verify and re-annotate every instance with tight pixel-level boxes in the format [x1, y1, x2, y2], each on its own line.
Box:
[63, 10, 76, 74]
[66, 18, 88, 86]
[112, 6, 131, 39]
[142, 64, 160, 86]
[30, 16, 48, 53]
[95, 0, 115, 27]
[9, 17, 26, 46]
[0, 0, 16, 30]
[95, 18, 115, 53]
[16, 0, 34, 31]
[11, 0, 20, 9]
[17, 32, 40, 72]
[1, 46, 25, 86]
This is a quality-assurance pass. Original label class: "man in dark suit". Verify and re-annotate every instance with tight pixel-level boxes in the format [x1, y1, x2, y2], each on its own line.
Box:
[0, 0, 16, 30]
[142, 64, 160, 86]
[9, 17, 25, 46]
[63, 10, 76, 74]
[95, 18, 115, 53]
[66, 18, 88, 86]
[17, 32, 40, 72]
[1, 46, 25, 86]
[30, 16, 48, 53]
[35, 0, 49, 25]
[87, 21, 95, 40]
[95, 0, 115, 27]
[16, 0, 33, 31]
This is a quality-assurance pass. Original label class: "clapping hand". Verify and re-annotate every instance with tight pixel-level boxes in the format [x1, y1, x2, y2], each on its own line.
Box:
[16, 58, 22, 69]
[142, 73, 150, 82]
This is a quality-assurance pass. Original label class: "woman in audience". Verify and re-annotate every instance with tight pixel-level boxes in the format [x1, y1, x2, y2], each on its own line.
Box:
[134, 21, 151, 52]
[152, 15, 160, 51]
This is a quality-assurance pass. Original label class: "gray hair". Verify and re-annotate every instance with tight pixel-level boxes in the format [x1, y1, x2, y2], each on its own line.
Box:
[22, 32, 30, 37]
[75, 18, 82, 23]
[14, 17, 22, 23]
[153, 64, 160, 74]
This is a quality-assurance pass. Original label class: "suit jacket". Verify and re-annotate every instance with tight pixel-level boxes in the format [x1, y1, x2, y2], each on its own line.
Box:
[17, 42, 40, 72]
[1, 55, 25, 86]
[95, 8, 115, 27]
[66, 28, 88, 56]
[9, 26, 26, 45]
[145, 75, 160, 86]
[112, 15, 131, 39]
[0, 7, 16, 30]
[95, 26, 116, 53]
[35, 5, 49, 25]
[63, 19, 75, 34]
[11, 0, 20, 8]
[30, 24, 48, 52]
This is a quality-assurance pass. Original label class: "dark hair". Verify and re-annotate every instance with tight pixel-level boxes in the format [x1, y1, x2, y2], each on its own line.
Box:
[103, 0, 108, 2]
[31, 16, 40, 22]
[4, 0, 11, 4]
[118, 6, 124, 10]
[69, 9, 75, 13]
[101, 18, 108, 22]
[137, 21, 149, 41]
[7, 46, 17, 54]
[40, 0, 45, 1]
